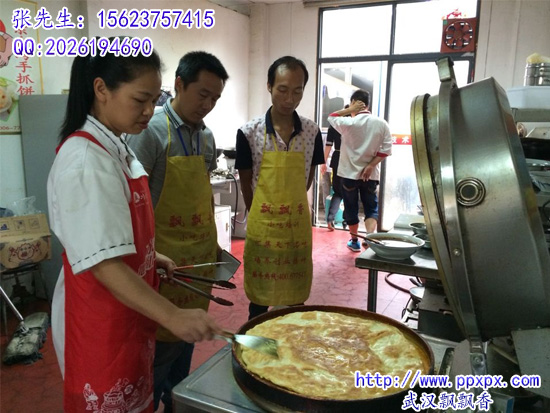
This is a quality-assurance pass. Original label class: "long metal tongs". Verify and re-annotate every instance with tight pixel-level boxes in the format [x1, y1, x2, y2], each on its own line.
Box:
[174, 262, 229, 270]
[158, 271, 234, 306]
[173, 271, 236, 290]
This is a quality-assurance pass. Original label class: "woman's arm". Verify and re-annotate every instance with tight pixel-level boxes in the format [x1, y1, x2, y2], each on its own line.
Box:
[91, 257, 221, 342]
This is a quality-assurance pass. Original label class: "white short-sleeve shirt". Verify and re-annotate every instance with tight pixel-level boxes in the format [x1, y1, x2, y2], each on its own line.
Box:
[47, 115, 147, 375]
[327, 113, 392, 181]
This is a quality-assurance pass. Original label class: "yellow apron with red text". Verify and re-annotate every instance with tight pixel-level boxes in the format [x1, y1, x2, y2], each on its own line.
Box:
[244, 133, 313, 306]
[154, 116, 217, 342]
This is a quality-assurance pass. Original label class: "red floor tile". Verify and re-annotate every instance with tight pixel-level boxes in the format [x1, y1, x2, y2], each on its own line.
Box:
[1, 227, 411, 412]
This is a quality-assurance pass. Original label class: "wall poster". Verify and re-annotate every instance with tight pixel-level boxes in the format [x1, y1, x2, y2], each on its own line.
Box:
[0, 0, 43, 135]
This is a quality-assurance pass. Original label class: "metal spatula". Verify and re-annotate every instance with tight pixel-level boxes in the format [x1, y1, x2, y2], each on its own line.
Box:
[215, 330, 279, 358]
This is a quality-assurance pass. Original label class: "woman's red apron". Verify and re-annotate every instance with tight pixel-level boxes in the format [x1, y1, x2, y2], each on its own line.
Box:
[58, 132, 158, 413]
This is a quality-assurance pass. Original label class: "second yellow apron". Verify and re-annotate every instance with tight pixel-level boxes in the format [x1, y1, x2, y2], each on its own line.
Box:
[155, 116, 218, 342]
[244, 132, 313, 306]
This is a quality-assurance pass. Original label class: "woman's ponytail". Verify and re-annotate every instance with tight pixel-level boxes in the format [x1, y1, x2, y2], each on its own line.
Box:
[59, 38, 162, 142]
[59, 55, 95, 142]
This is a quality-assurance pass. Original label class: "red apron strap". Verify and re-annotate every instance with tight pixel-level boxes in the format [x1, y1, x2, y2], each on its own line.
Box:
[56, 131, 108, 154]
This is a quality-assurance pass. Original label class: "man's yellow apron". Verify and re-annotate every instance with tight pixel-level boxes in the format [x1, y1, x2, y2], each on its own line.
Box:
[155, 116, 217, 342]
[244, 132, 313, 306]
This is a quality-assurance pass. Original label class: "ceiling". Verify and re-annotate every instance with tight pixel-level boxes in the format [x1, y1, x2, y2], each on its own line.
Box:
[207, 0, 303, 16]
[207, 0, 387, 15]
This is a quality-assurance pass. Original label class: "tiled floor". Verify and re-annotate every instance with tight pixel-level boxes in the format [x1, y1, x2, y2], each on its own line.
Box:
[0, 226, 414, 412]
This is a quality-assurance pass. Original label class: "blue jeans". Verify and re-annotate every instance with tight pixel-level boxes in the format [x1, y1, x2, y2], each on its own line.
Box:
[327, 173, 343, 222]
[342, 178, 379, 226]
[153, 340, 194, 412]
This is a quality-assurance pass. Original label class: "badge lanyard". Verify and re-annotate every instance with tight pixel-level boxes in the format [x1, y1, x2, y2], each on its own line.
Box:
[166, 114, 201, 156]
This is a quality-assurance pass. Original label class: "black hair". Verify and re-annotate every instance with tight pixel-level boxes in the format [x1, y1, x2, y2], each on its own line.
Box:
[350, 89, 370, 108]
[59, 37, 162, 142]
[267, 56, 309, 88]
[175, 51, 229, 89]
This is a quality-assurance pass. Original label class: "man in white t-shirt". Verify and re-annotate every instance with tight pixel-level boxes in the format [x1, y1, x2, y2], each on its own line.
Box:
[327, 89, 392, 252]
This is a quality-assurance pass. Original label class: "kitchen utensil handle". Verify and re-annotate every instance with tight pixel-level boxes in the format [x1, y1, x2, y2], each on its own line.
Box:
[214, 330, 235, 344]
[173, 271, 237, 289]
[351, 232, 384, 245]
[0, 285, 25, 323]
[214, 334, 232, 344]
[168, 277, 234, 306]
[174, 262, 229, 270]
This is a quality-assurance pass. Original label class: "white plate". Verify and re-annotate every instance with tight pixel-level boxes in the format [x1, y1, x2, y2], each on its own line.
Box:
[365, 232, 424, 261]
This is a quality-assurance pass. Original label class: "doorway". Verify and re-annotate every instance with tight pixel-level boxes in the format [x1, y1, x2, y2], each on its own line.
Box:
[314, 0, 478, 232]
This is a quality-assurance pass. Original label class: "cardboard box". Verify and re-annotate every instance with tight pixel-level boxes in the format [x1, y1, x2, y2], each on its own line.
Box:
[0, 213, 51, 270]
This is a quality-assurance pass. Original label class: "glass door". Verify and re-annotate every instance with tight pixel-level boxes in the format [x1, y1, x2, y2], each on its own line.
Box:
[315, 61, 388, 228]
[382, 60, 471, 230]
[314, 0, 479, 232]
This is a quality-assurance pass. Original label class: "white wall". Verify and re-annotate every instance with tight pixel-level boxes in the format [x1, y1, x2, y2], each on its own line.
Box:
[1, 0, 86, 208]
[3, 0, 550, 208]
[85, 0, 249, 149]
[248, 2, 319, 121]
[0, 0, 249, 207]
[247, 0, 550, 120]
[475, 0, 550, 88]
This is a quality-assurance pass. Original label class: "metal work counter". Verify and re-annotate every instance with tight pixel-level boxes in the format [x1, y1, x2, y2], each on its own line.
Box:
[355, 240, 439, 313]
[173, 336, 457, 412]
[173, 345, 263, 413]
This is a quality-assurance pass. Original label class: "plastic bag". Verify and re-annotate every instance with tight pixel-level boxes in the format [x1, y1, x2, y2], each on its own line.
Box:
[9, 196, 42, 216]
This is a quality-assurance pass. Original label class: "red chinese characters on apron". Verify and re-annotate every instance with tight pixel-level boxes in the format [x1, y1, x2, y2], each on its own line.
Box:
[244, 132, 313, 306]
[58, 132, 158, 413]
[154, 116, 217, 342]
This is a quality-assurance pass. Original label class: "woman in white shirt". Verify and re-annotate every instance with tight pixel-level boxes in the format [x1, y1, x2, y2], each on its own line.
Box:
[47, 40, 221, 413]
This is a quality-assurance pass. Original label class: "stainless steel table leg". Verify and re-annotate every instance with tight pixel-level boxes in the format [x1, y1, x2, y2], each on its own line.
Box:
[367, 269, 377, 312]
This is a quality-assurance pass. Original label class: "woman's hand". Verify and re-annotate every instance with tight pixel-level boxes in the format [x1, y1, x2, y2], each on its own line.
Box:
[166, 308, 223, 342]
[91, 257, 223, 342]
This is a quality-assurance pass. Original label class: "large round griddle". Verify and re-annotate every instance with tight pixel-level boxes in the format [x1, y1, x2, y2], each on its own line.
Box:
[231, 305, 434, 413]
